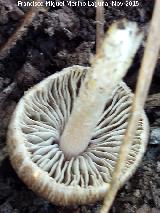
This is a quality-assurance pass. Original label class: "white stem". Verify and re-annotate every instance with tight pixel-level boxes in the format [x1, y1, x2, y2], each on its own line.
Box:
[60, 20, 143, 160]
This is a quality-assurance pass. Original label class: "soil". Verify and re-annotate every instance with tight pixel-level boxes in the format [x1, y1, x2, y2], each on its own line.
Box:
[0, 0, 160, 212]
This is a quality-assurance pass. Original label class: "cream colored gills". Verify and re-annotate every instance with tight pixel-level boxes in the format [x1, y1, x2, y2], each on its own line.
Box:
[7, 20, 149, 206]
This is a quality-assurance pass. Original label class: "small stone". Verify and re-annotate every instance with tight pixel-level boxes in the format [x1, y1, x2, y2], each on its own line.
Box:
[136, 204, 150, 213]
[124, 181, 132, 192]
[149, 127, 160, 145]
[133, 189, 141, 198]
[156, 162, 160, 173]
[16, 63, 44, 91]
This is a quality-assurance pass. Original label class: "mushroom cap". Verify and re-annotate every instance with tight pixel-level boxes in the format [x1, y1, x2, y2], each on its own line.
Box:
[7, 65, 149, 206]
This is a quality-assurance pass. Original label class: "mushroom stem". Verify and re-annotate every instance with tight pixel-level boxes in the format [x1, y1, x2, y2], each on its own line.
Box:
[60, 20, 143, 160]
[101, 0, 160, 212]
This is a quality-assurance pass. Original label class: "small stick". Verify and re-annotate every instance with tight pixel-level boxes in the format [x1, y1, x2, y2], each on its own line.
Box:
[0, 0, 43, 60]
[101, 0, 160, 212]
[96, 0, 105, 53]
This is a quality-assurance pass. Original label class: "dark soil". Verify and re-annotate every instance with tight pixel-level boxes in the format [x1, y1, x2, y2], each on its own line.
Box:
[0, 0, 160, 212]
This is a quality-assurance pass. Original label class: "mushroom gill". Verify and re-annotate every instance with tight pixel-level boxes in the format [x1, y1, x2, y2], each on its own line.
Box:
[7, 65, 148, 206]
[7, 20, 149, 206]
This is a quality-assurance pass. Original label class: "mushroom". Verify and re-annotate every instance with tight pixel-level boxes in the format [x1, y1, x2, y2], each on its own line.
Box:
[7, 20, 149, 206]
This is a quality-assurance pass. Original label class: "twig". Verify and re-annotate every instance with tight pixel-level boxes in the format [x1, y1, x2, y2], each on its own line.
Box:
[0, 0, 44, 60]
[96, 0, 105, 53]
[101, 0, 160, 212]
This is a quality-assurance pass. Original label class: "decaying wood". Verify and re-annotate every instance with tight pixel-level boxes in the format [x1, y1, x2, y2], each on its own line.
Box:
[101, 0, 160, 212]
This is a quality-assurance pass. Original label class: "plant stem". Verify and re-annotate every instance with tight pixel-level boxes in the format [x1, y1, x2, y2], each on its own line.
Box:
[60, 20, 143, 160]
[101, 0, 160, 212]
[0, 0, 44, 60]
[96, 0, 105, 53]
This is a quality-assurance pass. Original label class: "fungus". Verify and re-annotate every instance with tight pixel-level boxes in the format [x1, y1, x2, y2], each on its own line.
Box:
[7, 20, 149, 206]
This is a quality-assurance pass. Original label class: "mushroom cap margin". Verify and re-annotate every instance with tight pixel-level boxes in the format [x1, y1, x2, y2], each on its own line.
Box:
[7, 65, 149, 206]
